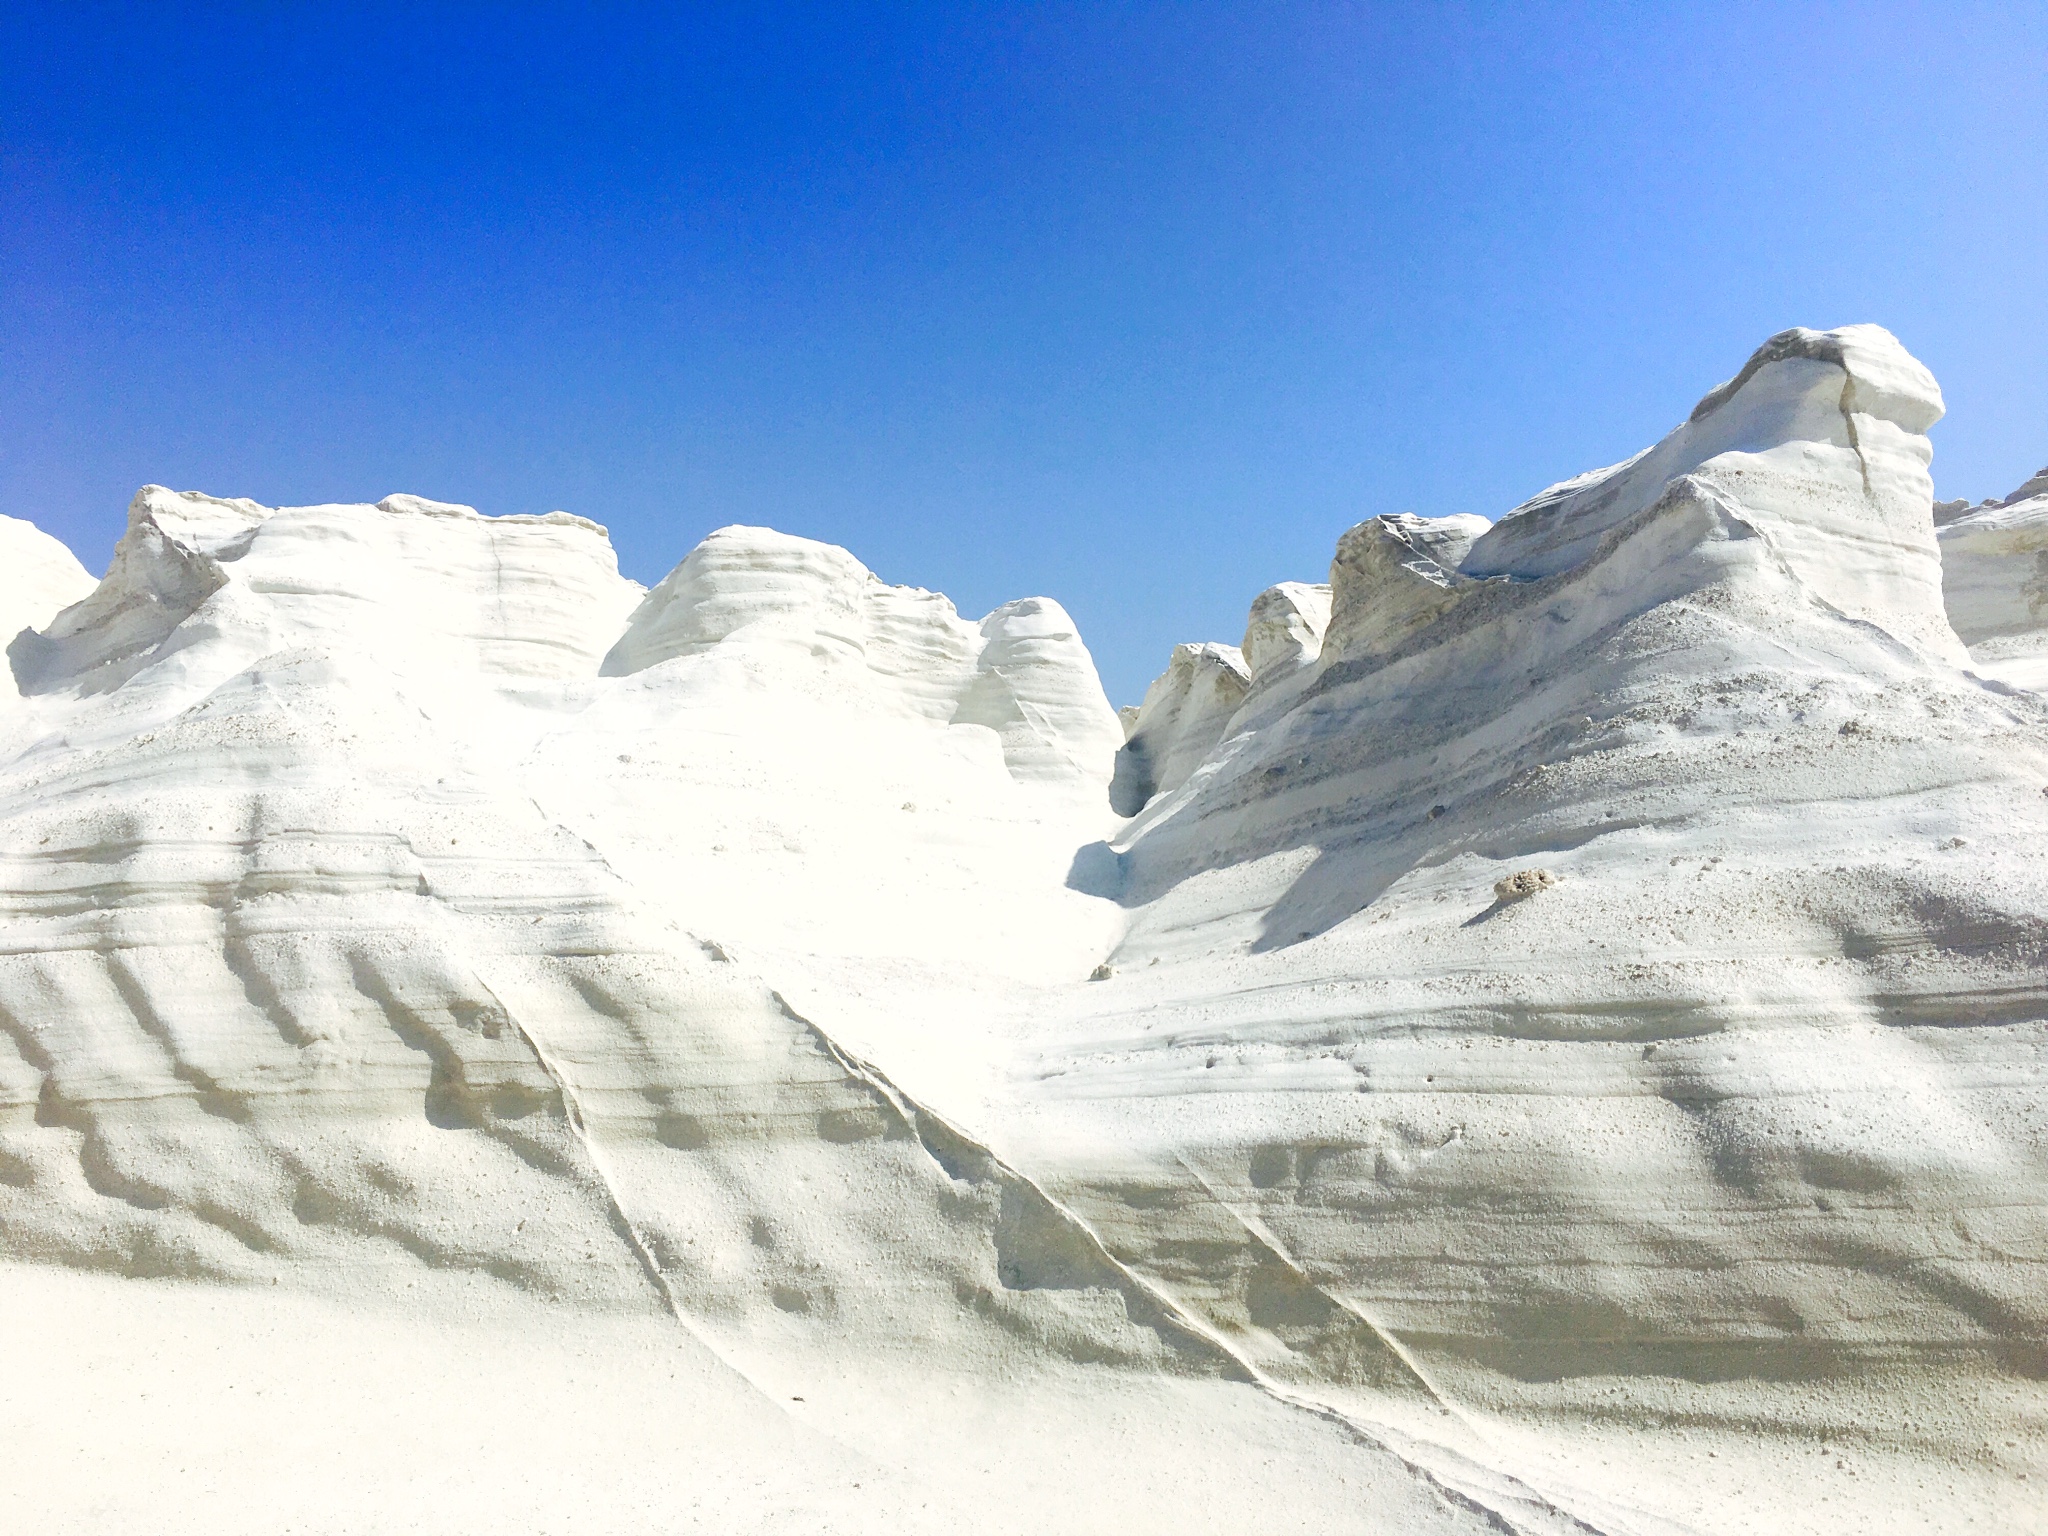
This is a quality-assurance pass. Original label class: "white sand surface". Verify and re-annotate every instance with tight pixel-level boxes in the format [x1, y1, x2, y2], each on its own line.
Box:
[0, 1263, 1516, 1535]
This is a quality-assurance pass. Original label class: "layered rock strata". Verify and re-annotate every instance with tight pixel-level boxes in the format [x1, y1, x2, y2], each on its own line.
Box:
[1064, 328, 2045, 1525]
[1937, 467, 2048, 690]
[2, 325, 2044, 1534]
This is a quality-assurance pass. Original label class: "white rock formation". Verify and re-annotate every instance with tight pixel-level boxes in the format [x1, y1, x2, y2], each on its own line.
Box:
[1110, 641, 1252, 813]
[13, 486, 643, 702]
[1462, 325, 1964, 663]
[0, 513, 96, 665]
[1938, 467, 2048, 690]
[1323, 510, 1489, 664]
[603, 523, 1123, 788]
[1936, 465, 2048, 525]
[2, 324, 2044, 1535]
[1019, 324, 2046, 1531]
[1240, 579, 1332, 683]
[1114, 511, 1493, 818]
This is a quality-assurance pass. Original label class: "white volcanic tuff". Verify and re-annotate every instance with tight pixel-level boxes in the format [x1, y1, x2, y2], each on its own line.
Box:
[0, 514, 96, 672]
[1463, 324, 1965, 664]
[1937, 468, 2048, 690]
[1110, 642, 1251, 815]
[1118, 324, 1968, 816]
[1937, 465, 2048, 525]
[0, 1265, 1503, 1536]
[1323, 512, 1489, 665]
[1240, 580, 1332, 683]
[0, 495, 1584, 1533]
[10, 496, 1355, 1530]
[997, 324, 2048, 1530]
[1114, 516, 1491, 818]
[604, 524, 1123, 789]
[525, 541, 1128, 992]
[0, 503, 1127, 1293]
[13, 487, 644, 705]
[0, 668, 1262, 1506]
[1380, 509, 1490, 575]
[4, 322, 2047, 1536]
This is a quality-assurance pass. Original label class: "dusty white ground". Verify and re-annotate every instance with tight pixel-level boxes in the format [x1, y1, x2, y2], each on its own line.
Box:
[2, 325, 2043, 1532]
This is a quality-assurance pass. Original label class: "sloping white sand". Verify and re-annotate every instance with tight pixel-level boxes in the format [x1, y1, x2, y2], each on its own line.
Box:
[1, 326, 2044, 1532]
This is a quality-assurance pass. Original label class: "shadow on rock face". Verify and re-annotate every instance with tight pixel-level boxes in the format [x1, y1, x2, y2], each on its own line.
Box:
[1250, 838, 1423, 952]
[1108, 740, 1155, 818]
[1065, 840, 1127, 901]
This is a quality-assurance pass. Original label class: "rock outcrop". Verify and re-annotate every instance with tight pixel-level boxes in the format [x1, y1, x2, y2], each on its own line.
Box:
[1938, 466, 2048, 689]
[3, 324, 2044, 1536]
[10, 486, 643, 698]
[1240, 580, 1332, 683]
[1113, 512, 1486, 817]
[1322, 511, 1487, 667]
[604, 524, 1122, 788]
[1110, 641, 1251, 814]
[0, 513, 96, 670]
[1460, 324, 1962, 662]
[1042, 325, 2047, 1530]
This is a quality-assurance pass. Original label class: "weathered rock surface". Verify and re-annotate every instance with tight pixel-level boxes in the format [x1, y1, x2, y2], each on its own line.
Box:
[2, 325, 2044, 1535]
[1045, 326, 2047, 1530]
[1110, 641, 1251, 814]
[0, 513, 96, 670]
[1938, 467, 2048, 690]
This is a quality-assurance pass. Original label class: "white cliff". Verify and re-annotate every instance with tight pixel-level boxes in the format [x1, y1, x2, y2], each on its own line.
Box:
[1036, 325, 2046, 1531]
[1938, 467, 2048, 690]
[1240, 579, 1333, 684]
[1463, 325, 1963, 663]
[1110, 641, 1251, 814]
[0, 513, 96, 670]
[1, 326, 2044, 1536]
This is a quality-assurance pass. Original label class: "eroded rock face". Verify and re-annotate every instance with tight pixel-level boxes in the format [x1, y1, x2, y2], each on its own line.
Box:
[3, 324, 2045, 1536]
[1240, 580, 1331, 683]
[0, 495, 1130, 1320]
[1043, 325, 2048, 1519]
[1112, 511, 1491, 817]
[0, 514, 97, 663]
[1938, 467, 2048, 690]
[605, 524, 1121, 789]
[1322, 513, 1488, 668]
[1464, 324, 1964, 663]
[2, 487, 1260, 1528]
[1937, 465, 2048, 525]
[12, 487, 643, 700]
[1109, 641, 1251, 815]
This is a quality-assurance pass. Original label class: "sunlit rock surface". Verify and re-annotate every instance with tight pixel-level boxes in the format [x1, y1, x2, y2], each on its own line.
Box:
[2, 328, 2043, 1534]
[1938, 467, 2048, 691]
[1110, 641, 1251, 815]
[1240, 579, 1332, 685]
[0, 513, 96, 664]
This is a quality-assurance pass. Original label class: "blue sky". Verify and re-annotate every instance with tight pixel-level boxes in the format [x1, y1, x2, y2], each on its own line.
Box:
[3, 3, 2043, 703]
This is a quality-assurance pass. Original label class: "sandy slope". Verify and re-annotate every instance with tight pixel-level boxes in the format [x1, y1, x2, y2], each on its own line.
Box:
[1, 326, 2044, 1532]
[5, 1264, 1488, 1536]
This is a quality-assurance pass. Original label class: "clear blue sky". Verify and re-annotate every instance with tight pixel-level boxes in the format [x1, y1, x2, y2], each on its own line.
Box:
[4, 3, 2043, 703]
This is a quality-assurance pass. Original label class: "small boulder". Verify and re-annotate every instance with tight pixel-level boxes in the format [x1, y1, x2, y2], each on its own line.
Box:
[1493, 869, 1557, 904]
